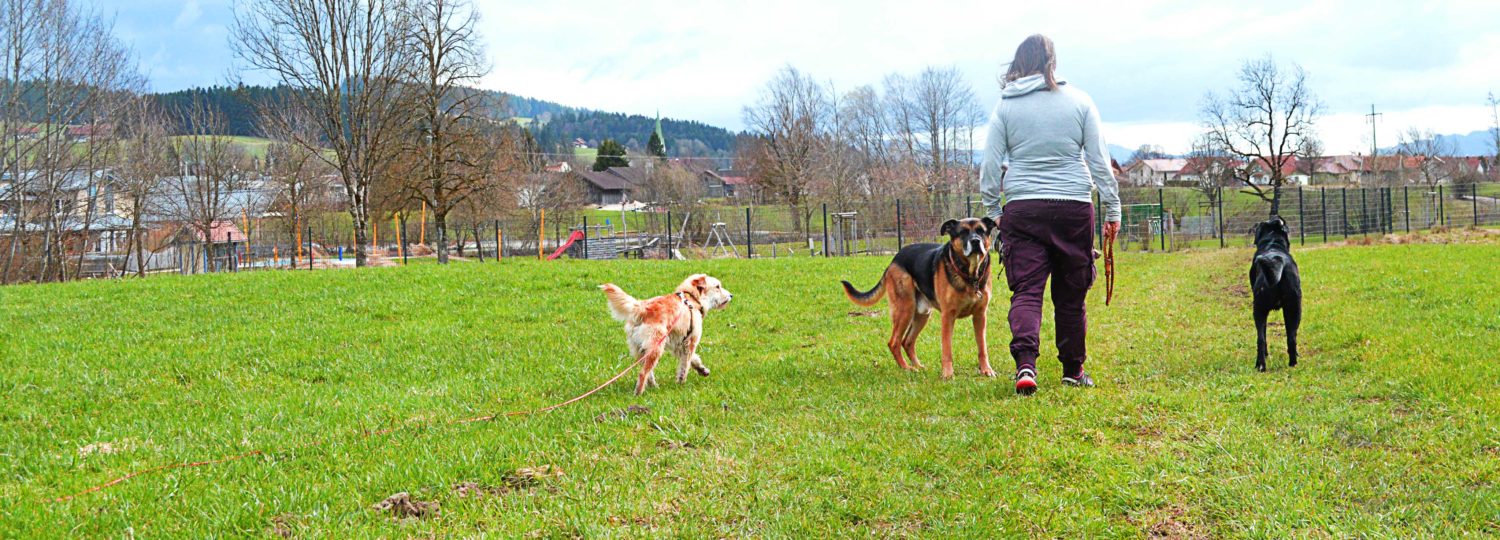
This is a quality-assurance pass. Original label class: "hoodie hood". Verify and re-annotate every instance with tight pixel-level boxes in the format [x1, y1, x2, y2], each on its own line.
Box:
[1002, 73, 1067, 98]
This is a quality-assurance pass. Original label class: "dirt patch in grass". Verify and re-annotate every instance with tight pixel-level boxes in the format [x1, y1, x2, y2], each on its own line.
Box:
[372, 492, 438, 519]
[451, 465, 567, 500]
[1129, 505, 1209, 539]
[269, 514, 298, 538]
[848, 310, 882, 317]
[77, 441, 123, 458]
[504, 465, 566, 489]
[1220, 283, 1250, 298]
[595, 405, 650, 423]
[658, 440, 696, 450]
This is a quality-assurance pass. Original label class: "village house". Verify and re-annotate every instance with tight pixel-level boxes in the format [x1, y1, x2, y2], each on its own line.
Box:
[1125, 158, 1186, 186]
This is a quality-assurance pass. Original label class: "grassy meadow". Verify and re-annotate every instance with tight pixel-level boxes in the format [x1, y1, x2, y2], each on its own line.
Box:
[1, 234, 1498, 537]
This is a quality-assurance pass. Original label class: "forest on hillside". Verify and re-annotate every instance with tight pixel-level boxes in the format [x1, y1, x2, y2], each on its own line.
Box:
[145, 85, 738, 159]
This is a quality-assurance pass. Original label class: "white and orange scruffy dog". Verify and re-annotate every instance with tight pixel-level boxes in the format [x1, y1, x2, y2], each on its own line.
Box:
[601, 274, 733, 395]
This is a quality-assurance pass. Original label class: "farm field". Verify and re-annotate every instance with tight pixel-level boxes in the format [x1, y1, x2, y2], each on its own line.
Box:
[2, 234, 1498, 537]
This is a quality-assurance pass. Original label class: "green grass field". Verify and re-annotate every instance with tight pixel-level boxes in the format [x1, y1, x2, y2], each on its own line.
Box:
[3, 236, 1498, 537]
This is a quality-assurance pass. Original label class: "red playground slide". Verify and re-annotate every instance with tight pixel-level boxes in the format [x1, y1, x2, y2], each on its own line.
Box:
[546, 230, 585, 260]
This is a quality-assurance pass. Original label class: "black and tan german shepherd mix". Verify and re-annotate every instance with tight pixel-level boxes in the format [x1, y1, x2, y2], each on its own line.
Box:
[1250, 216, 1301, 371]
[842, 217, 997, 379]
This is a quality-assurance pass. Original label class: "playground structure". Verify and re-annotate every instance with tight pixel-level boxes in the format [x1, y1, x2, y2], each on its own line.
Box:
[703, 222, 739, 258]
[829, 212, 865, 256]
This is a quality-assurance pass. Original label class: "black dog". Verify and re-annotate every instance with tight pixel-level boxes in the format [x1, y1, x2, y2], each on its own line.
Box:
[1249, 216, 1301, 371]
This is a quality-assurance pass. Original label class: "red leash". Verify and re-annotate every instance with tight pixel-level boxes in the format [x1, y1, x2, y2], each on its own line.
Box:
[50, 355, 648, 503]
[1103, 228, 1117, 306]
[51, 296, 696, 504]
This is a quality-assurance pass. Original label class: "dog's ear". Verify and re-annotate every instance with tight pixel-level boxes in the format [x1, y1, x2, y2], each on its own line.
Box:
[980, 217, 997, 236]
[939, 219, 959, 237]
[689, 274, 708, 293]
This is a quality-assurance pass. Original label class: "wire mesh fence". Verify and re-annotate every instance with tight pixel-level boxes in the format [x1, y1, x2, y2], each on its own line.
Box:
[162, 182, 1500, 273]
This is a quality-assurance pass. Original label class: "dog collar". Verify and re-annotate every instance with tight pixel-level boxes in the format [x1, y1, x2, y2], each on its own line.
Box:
[944, 247, 990, 293]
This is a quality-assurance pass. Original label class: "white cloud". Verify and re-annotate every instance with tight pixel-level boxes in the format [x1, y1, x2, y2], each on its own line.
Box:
[173, 0, 203, 29]
[474, 0, 1499, 153]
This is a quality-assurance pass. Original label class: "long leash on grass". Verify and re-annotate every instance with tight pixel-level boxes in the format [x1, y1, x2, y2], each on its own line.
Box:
[49, 347, 662, 503]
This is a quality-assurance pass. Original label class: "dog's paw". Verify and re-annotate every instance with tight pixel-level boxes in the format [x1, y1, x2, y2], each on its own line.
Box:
[941, 370, 955, 380]
[978, 367, 997, 378]
[693, 365, 710, 377]
[1255, 363, 1267, 372]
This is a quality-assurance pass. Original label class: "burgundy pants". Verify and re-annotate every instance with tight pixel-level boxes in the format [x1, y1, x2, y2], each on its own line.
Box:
[998, 199, 1096, 377]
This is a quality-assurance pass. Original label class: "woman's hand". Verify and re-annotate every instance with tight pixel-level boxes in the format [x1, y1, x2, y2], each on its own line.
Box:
[1102, 220, 1121, 239]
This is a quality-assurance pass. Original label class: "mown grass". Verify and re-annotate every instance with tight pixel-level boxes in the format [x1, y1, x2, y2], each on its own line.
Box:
[2, 238, 1497, 537]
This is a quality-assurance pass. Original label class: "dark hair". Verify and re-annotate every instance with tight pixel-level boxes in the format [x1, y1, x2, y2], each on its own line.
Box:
[1004, 34, 1059, 91]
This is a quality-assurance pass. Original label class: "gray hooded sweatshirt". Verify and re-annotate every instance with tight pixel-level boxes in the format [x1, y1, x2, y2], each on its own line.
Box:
[980, 74, 1121, 222]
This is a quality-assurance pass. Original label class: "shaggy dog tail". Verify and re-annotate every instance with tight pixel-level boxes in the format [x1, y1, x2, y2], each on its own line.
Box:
[1252, 253, 1286, 294]
[600, 283, 642, 323]
[841, 272, 887, 307]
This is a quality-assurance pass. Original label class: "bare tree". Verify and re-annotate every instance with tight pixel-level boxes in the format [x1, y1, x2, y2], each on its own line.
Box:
[1201, 55, 1322, 216]
[0, 0, 137, 283]
[263, 140, 327, 262]
[402, 0, 489, 264]
[162, 98, 249, 250]
[1186, 135, 1233, 208]
[116, 96, 173, 277]
[234, 0, 415, 267]
[911, 66, 980, 201]
[1127, 144, 1170, 166]
[743, 65, 831, 234]
[1396, 128, 1455, 186]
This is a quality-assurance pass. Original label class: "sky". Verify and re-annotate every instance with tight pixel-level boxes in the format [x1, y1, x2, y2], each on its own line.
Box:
[88, 0, 1500, 155]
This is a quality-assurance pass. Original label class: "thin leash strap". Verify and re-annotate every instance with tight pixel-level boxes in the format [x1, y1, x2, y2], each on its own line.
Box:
[1104, 228, 1116, 306]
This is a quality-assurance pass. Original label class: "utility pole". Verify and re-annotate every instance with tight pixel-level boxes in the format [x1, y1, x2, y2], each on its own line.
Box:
[1488, 92, 1500, 168]
[1366, 105, 1383, 185]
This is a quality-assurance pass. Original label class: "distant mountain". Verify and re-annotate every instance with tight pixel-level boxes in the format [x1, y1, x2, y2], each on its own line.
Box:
[969, 143, 1139, 166]
[1383, 130, 1498, 156]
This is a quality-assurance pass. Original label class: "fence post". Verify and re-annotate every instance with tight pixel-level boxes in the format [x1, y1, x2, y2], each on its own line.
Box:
[493, 220, 500, 261]
[1363, 189, 1371, 236]
[1297, 187, 1305, 246]
[1434, 186, 1446, 228]
[665, 210, 673, 258]
[1341, 188, 1348, 239]
[965, 195, 972, 217]
[1320, 189, 1328, 243]
[308, 226, 314, 270]
[1403, 186, 1410, 232]
[1218, 186, 1226, 249]
[896, 199, 903, 249]
[582, 216, 589, 260]
[401, 219, 409, 265]
[1157, 187, 1166, 251]
[822, 203, 830, 258]
[1474, 185, 1480, 227]
[745, 207, 752, 259]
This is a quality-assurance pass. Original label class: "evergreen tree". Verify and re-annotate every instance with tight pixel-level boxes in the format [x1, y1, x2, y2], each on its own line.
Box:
[648, 112, 667, 159]
[647, 131, 666, 159]
[593, 138, 629, 171]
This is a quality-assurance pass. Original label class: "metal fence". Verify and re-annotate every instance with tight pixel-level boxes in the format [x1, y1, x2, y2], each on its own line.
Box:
[158, 182, 1500, 273]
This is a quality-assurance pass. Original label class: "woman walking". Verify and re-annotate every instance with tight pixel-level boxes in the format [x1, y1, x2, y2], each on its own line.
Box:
[980, 34, 1122, 395]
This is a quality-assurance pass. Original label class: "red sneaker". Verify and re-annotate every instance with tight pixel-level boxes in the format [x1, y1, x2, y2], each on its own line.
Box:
[1015, 367, 1037, 396]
